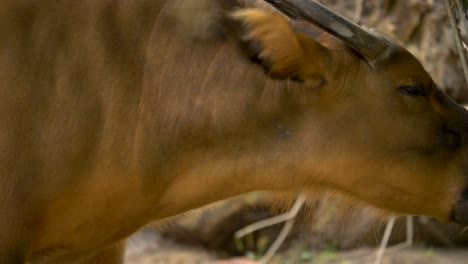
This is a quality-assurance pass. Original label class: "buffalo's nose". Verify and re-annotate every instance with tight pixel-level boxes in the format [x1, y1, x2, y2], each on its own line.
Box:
[452, 189, 468, 225]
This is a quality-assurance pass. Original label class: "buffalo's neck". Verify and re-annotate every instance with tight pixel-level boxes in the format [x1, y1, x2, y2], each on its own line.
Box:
[136, 39, 314, 217]
[132, 6, 329, 217]
[145, 99, 320, 219]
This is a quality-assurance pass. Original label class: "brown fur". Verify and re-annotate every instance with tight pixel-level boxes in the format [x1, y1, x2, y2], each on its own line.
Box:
[0, 1, 467, 263]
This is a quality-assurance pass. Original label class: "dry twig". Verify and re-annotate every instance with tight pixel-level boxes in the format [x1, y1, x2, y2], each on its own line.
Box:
[234, 194, 306, 264]
[354, 0, 365, 22]
[445, 0, 468, 86]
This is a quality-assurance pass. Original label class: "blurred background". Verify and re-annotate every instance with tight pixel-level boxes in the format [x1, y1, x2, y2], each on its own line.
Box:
[125, 0, 468, 263]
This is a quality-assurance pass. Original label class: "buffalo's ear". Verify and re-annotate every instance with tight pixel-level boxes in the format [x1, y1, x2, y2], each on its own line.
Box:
[229, 9, 304, 79]
[229, 8, 331, 83]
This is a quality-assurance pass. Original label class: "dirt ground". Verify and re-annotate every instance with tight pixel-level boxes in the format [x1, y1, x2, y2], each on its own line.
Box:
[124, 229, 468, 264]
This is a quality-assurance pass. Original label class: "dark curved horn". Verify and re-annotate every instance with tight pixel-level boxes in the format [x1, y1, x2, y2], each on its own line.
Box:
[264, 0, 389, 65]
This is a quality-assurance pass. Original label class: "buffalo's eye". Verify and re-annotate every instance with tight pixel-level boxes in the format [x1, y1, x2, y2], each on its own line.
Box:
[399, 85, 426, 97]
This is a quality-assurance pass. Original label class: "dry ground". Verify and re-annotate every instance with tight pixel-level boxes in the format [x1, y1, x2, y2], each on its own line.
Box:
[124, 229, 468, 264]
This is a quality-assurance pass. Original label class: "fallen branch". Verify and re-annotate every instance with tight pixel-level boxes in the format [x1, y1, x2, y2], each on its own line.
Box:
[348, 216, 414, 264]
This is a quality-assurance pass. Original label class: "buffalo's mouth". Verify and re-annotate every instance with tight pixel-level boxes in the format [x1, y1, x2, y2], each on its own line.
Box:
[452, 187, 468, 225]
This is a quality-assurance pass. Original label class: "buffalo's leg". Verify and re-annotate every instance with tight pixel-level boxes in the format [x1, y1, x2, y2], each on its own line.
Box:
[230, 8, 330, 83]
